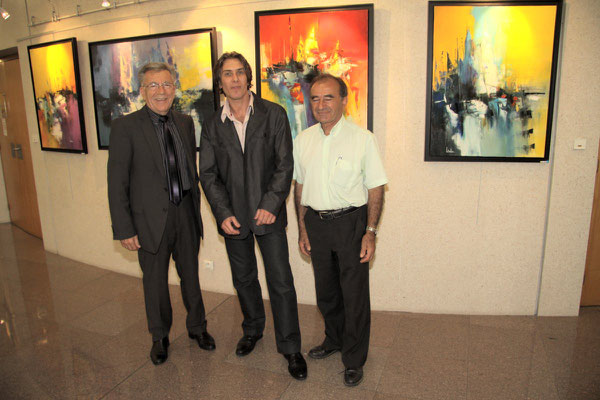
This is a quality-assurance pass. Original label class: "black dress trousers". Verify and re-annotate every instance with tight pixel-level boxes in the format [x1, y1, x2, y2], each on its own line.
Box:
[224, 228, 301, 355]
[304, 205, 371, 369]
[138, 192, 207, 341]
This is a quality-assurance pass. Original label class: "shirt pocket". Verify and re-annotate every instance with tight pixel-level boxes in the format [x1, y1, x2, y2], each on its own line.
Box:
[330, 159, 361, 189]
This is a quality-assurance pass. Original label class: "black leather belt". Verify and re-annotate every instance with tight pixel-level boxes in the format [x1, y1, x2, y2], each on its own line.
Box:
[312, 206, 359, 220]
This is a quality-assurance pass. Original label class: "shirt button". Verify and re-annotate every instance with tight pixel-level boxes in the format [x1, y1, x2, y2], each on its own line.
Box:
[162, 208, 167, 212]
[163, 187, 168, 192]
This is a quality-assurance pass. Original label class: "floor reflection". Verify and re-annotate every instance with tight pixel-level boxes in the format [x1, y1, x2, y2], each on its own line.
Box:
[0, 223, 598, 399]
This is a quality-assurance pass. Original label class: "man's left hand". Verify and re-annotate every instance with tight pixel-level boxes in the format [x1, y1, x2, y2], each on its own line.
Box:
[254, 209, 276, 226]
[360, 232, 376, 263]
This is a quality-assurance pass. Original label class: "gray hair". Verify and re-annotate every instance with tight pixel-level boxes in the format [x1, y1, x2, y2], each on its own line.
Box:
[137, 62, 175, 88]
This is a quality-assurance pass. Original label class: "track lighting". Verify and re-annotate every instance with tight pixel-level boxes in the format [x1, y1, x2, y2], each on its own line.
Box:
[101, 0, 111, 8]
[0, 1, 10, 20]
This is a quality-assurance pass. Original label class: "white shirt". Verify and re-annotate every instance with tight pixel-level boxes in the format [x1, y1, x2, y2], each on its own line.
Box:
[221, 92, 254, 152]
[293, 116, 388, 210]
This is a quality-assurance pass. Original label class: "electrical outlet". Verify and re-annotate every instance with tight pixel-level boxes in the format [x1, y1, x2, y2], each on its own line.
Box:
[574, 138, 586, 150]
[203, 260, 214, 270]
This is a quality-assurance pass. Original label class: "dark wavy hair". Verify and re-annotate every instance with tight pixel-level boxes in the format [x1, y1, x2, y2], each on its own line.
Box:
[213, 52, 253, 94]
[310, 73, 348, 98]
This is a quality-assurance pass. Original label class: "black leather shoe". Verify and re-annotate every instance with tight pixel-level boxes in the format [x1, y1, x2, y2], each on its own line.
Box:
[308, 344, 339, 359]
[235, 334, 263, 356]
[150, 337, 169, 365]
[284, 352, 307, 380]
[344, 367, 363, 387]
[189, 331, 216, 351]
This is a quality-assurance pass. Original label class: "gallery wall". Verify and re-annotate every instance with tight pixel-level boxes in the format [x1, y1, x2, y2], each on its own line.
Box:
[0, 0, 598, 316]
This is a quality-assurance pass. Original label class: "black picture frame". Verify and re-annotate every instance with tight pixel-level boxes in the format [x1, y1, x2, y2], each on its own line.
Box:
[255, 4, 374, 138]
[27, 37, 88, 154]
[424, 1, 563, 162]
[89, 28, 219, 150]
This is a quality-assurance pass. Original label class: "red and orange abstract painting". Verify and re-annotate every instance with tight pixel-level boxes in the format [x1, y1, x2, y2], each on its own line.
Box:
[256, 6, 372, 137]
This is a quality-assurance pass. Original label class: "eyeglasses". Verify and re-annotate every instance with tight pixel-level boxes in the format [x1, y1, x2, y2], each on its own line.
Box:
[142, 82, 175, 90]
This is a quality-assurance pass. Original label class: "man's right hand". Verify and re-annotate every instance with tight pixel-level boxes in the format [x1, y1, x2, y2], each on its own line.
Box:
[120, 235, 141, 251]
[221, 216, 241, 235]
[298, 230, 311, 256]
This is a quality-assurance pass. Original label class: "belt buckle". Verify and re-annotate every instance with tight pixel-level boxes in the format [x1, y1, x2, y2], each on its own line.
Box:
[318, 211, 329, 220]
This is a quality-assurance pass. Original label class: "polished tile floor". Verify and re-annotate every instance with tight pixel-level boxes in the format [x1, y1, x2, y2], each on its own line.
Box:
[1, 223, 599, 399]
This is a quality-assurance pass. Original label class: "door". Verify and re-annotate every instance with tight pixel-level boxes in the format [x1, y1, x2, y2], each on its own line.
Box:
[0, 57, 42, 238]
[581, 143, 600, 306]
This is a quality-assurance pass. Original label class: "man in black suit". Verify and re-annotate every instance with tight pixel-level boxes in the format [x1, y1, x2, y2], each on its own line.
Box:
[199, 52, 306, 380]
[108, 62, 215, 365]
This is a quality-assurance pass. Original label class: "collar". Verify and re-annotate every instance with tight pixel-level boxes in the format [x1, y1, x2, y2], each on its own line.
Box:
[145, 105, 172, 124]
[221, 91, 254, 123]
[319, 115, 346, 138]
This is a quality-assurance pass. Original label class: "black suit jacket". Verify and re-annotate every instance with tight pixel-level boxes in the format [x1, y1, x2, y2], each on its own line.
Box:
[107, 106, 203, 254]
[199, 94, 293, 239]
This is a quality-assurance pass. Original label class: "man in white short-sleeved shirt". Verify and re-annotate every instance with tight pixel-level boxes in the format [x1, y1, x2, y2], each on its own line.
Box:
[293, 74, 387, 387]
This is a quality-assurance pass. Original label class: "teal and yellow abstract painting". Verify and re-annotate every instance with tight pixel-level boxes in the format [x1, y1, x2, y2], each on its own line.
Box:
[425, 1, 562, 161]
[89, 28, 217, 149]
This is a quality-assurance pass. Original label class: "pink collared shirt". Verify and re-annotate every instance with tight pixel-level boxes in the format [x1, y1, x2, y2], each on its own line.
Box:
[220, 92, 254, 152]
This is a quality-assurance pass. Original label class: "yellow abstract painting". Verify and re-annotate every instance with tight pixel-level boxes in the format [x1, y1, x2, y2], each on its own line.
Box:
[426, 2, 562, 161]
[28, 38, 87, 153]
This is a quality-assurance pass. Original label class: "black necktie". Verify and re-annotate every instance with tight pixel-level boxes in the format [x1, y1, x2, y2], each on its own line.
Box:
[159, 115, 182, 205]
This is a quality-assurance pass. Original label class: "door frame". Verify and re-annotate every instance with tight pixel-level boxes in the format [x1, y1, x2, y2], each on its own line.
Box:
[0, 46, 43, 238]
[581, 140, 600, 306]
[0, 47, 18, 61]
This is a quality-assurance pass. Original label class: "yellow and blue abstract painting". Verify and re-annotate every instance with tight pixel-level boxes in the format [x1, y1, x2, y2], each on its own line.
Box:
[426, 2, 562, 161]
[89, 28, 217, 149]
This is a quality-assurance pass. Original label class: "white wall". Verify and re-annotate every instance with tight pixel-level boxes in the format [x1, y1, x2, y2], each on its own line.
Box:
[0, 0, 598, 316]
[537, 1, 600, 315]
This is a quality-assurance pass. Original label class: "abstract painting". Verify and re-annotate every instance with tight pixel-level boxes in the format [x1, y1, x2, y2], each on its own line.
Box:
[28, 38, 88, 153]
[255, 5, 373, 138]
[89, 28, 218, 149]
[425, 1, 563, 162]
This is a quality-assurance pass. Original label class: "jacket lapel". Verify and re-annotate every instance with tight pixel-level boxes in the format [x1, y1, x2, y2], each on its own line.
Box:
[244, 94, 265, 150]
[218, 106, 244, 154]
[138, 107, 165, 176]
[172, 112, 198, 179]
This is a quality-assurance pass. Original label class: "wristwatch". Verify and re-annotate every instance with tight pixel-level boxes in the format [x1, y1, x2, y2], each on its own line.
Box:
[366, 226, 378, 235]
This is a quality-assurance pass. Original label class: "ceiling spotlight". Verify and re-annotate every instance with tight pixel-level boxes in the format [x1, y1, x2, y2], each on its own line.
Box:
[101, 0, 111, 8]
[0, 6, 10, 20]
